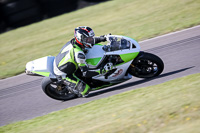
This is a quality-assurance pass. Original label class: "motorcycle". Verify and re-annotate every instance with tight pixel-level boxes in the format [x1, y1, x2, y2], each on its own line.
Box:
[25, 35, 164, 100]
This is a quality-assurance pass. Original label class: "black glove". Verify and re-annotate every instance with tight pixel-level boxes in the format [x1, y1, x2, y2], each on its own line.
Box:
[100, 33, 112, 42]
[95, 33, 112, 43]
[99, 36, 107, 42]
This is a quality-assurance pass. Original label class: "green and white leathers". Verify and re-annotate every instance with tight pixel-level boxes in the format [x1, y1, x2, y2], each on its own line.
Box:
[53, 39, 90, 96]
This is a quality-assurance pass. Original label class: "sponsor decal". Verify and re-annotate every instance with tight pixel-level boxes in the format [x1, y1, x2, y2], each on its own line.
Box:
[112, 69, 123, 77]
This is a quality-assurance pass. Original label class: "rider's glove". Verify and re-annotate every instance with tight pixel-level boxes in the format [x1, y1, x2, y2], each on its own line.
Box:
[99, 35, 106, 42]
[100, 33, 112, 42]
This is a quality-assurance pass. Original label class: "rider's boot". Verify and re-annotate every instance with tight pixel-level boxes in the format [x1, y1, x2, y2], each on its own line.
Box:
[63, 80, 78, 94]
[77, 81, 90, 98]
[63, 80, 90, 98]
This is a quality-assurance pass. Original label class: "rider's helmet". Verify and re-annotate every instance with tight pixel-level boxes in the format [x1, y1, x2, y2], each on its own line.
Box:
[74, 26, 95, 48]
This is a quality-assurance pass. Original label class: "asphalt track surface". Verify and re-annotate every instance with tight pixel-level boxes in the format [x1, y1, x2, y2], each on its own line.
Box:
[0, 26, 200, 126]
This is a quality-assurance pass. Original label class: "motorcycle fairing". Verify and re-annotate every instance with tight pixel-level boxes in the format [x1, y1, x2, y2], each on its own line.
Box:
[26, 56, 56, 78]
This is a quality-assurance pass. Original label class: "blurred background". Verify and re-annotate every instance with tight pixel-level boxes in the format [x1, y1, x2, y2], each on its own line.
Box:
[0, 0, 107, 33]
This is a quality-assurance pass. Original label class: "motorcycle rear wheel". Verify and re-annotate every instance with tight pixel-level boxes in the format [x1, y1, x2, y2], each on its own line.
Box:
[41, 77, 76, 101]
[128, 52, 164, 78]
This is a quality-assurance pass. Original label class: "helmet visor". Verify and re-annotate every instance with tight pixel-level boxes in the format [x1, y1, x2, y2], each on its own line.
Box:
[85, 37, 95, 44]
[83, 37, 95, 48]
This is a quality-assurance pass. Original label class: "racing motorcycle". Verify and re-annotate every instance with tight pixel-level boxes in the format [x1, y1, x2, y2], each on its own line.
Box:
[25, 35, 164, 101]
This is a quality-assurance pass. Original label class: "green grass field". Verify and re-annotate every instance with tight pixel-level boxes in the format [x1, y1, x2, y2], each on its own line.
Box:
[0, 0, 200, 78]
[0, 73, 199, 133]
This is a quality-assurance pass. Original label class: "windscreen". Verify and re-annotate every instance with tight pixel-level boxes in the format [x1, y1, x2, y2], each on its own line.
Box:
[108, 37, 131, 51]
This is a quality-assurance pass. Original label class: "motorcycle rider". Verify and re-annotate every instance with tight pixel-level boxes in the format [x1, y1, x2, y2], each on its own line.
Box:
[53, 26, 107, 97]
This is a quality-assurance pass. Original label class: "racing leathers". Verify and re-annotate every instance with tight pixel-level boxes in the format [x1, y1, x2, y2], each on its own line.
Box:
[53, 37, 106, 97]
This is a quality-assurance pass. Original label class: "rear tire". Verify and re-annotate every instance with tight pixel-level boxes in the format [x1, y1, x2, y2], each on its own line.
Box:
[128, 52, 164, 78]
[41, 77, 76, 101]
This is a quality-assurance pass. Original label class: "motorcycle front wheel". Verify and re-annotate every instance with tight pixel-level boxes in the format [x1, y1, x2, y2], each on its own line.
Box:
[41, 77, 76, 101]
[128, 52, 164, 78]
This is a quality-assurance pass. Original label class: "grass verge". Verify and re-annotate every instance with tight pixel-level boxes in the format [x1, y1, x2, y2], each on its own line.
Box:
[0, 73, 200, 133]
[0, 0, 200, 78]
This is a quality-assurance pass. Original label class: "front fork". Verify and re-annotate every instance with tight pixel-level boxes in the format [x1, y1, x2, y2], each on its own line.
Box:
[128, 51, 145, 73]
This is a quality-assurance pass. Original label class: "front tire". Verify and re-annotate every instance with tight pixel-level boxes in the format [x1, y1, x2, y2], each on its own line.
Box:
[41, 77, 76, 101]
[128, 52, 164, 78]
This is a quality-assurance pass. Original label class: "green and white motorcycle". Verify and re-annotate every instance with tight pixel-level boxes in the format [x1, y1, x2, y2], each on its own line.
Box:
[26, 35, 164, 100]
